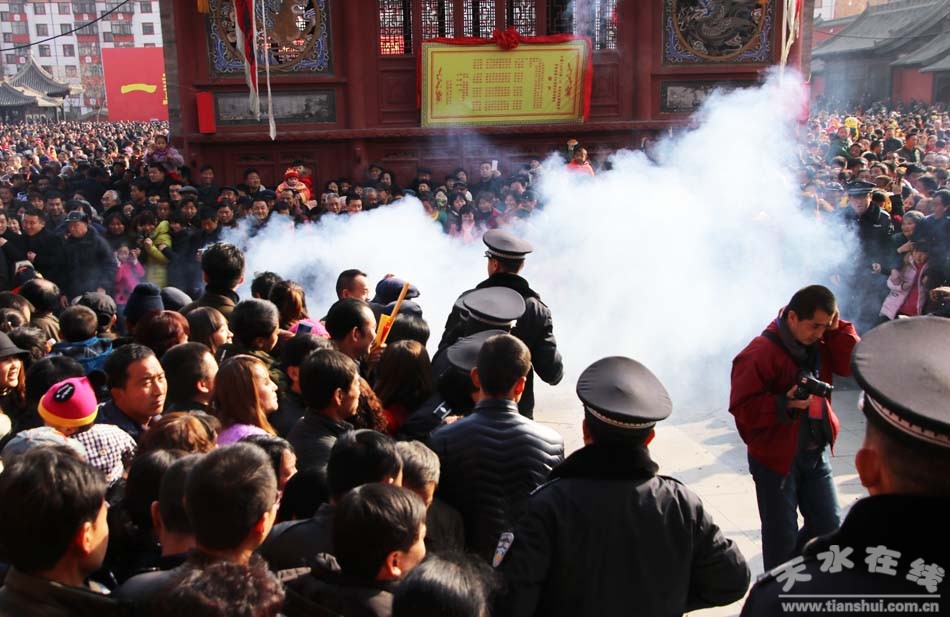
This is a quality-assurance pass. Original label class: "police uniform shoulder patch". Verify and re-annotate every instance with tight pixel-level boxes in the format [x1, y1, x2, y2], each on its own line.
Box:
[492, 532, 514, 568]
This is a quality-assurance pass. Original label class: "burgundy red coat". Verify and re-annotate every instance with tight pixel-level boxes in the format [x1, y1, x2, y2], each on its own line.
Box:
[729, 318, 859, 475]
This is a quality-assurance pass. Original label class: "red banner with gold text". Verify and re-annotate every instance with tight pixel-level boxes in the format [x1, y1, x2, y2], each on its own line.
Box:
[103, 47, 169, 121]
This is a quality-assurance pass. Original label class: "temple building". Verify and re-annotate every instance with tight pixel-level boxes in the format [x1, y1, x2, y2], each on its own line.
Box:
[161, 0, 808, 185]
[812, 0, 950, 105]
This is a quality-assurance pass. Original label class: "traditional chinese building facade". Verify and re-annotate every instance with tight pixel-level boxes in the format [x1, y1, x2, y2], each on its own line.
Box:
[162, 0, 808, 186]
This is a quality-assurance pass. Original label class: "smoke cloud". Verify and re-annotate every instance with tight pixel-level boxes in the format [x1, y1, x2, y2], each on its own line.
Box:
[234, 71, 850, 411]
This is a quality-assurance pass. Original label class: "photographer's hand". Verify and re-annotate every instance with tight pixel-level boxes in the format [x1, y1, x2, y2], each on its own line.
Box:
[786, 386, 812, 410]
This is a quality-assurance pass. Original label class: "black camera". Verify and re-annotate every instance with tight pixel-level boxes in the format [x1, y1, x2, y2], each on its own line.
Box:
[792, 371, 833, 400]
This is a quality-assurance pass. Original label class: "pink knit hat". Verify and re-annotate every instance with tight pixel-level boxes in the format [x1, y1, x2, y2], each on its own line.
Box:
[38, 377, 99, 429]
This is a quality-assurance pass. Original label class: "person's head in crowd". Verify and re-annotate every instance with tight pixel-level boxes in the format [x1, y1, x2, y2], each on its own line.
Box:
[21, 207, 47, 238]
[121, 448, 185, 547]
[269, 279, 309, 329]
[104, 343, 166, 426]
[229, 299, 279, 354]
[783, 285, 837, 346]
[473, 334, 530, 402]
[199, 207, 219, 234]
[392, 553, 497, 617]
[130, 178, 148, 204]
[24, 355, 83, 412]
[124, 282, 164, 331]
[333, 483, 426, 582]
[250, 198, 269, 224]
[917, 174, 939, 197]
[201, 242, 245, 291]
[362, 186, 378, 208]
[386, 314, 430, 347]
[395, 441, 440, 508]
[138, 411, 219, 455]
[186, 307, 232, 357]
[161, 287, 192, 313]
[326, 429, 402, 500]
[185, 443, 279, 561]
[58, 305, 99, 343]
[148, 454, 202, 560]
[134, 310, 190, 358]
[44, 191, 65, 219]
[0, 291, 33, 323]
[244, 168, 262, 192]
[933, 189, 950, 218]
[300, 348, 360, 424]
[241, 434, 297, 492]
[133, 210, 158, 238]
[101, 190, 120, 211]
[335, 268, 370, 301]
[216, 202, 235, 226]
[213, 355, 278, 436]
[8, 326, 50, 367]
[18, 278, 60, 318]
[76, 291, 119, 337]
[901, 210, 925, 240]
[277, 467, 329, 522]
[0, 330, 29, 402]
[162, 341, 218, 410]
[325, 298, 376, 362]
[0, 447, 109, 586]
[279, 333, 332, 395]
[251, 271, 283, 300]
[375, 340, 434, 414]
[151, 559, 285, 617]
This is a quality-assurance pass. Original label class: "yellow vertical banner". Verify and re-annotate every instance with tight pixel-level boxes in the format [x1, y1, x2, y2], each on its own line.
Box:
[421, 40, 590, 127]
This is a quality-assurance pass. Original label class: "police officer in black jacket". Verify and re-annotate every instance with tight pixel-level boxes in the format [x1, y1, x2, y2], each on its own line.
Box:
[742, 317, 950, 617]
[440, 230, 563, 418]
[497, 356, 750, 617]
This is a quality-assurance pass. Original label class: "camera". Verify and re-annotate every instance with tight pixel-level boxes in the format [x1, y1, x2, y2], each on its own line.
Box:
[792, 371, 833, 400]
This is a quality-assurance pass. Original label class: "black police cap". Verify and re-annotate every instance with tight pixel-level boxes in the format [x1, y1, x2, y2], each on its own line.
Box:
[846, 181, 876, 197]
[483, 229, 533, 261]
[577, 356, 672, 430]
[852, 317, 950, 450]
[461, 288, 525, 327]
[446, 329, 507, 372]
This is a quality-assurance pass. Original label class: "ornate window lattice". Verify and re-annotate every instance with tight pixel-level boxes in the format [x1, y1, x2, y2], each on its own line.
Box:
[421, 0, 454, 39]
[547, 0, 616, 49]
[462, 0, 495, 37]
[506, 0, 536, 35]
[379, 0, 412, 55]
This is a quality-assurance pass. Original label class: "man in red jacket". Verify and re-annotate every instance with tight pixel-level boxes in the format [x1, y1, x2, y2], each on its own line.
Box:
[730, 285, 860, 570]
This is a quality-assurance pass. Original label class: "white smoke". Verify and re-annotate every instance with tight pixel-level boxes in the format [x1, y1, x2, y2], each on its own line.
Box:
[234, 71, 850, 411]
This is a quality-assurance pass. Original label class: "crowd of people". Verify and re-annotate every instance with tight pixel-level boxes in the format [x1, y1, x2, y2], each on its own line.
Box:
[0, 110, 944, 617]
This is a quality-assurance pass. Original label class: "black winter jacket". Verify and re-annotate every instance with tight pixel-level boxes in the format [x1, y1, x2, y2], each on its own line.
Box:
[499, 443, 750, 617]
[63, 230, 117, 298]
[287, 413, 352, 473]
[741, 494, 950, 617]
[258, 503, 335, 573]
[440, 273, 563, 418]
[429, 398, 564, 561]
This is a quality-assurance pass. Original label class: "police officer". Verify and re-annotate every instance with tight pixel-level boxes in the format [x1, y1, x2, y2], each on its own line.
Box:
[742, 317, 950, 616]
[432, 286, 525, 382]
[440, 230, 563, 418]
[497, 356, 750, 617]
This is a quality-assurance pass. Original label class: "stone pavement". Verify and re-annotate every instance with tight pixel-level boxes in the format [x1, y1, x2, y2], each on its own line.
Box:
[534, 380, 868, 617]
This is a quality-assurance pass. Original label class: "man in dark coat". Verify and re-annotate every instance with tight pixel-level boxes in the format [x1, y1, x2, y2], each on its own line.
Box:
[7, 208, 65, 286]
[429, 334, 564, 562]
[837, 182, 893, 332]
[730, 285, 859, 570]
[62, 211, 116, 299]
[440, 230, 563, 418]
[742, 317, 950, 616]
[286, 349, 359, 473]
[499, 356, 750, 617]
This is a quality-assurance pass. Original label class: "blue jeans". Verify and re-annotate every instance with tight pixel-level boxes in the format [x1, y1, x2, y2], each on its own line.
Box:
[749, 448, 841, 571]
